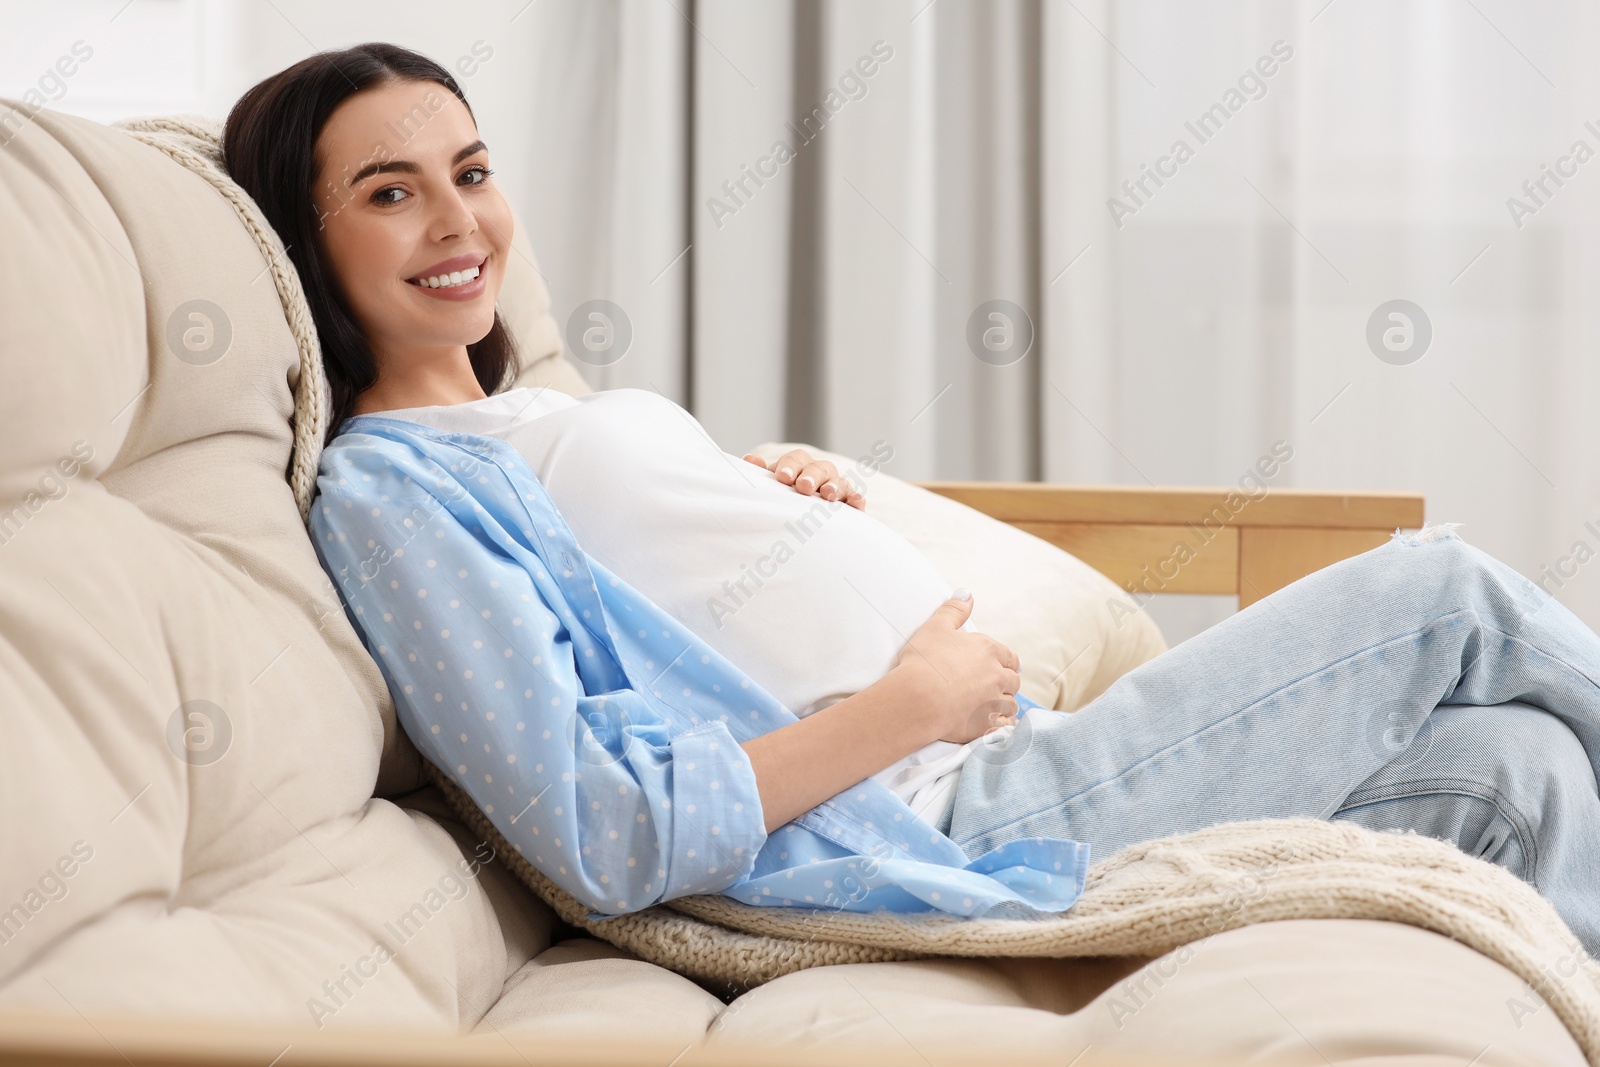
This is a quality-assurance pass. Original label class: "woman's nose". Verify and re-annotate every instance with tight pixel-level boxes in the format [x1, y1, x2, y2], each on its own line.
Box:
[429, 188, 477, 242]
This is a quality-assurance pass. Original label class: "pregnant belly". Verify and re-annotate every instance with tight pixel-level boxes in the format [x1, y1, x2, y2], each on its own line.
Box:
[535, 465, 950, 717]
[497, 388, 954, 717]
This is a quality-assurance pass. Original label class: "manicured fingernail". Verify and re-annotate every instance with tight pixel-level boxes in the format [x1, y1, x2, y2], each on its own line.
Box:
[952, 587, 971, 601]
[797, 476, 814, 490]
[778, 467, 794, 477]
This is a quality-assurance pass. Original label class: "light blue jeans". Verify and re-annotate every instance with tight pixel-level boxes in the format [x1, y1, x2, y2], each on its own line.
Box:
[944, 526, 1600, 953]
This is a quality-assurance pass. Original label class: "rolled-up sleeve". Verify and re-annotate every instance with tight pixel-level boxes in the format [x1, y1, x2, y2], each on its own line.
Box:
[309, 440, 766, 916]
[659, 721, 765, 899]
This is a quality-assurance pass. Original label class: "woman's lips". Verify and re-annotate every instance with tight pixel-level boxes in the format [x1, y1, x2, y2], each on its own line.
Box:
[407, 258, 489, 303]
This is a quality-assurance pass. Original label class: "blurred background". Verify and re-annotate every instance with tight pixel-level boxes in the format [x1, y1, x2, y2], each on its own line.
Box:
[5, 0, 1599, 643]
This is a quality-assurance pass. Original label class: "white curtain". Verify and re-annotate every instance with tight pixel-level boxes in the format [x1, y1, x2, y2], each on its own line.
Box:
[514, 0, 1600, 640]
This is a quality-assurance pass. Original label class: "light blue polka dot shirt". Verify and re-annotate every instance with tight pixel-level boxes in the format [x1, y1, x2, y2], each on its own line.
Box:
[310, 415, 1090, 923]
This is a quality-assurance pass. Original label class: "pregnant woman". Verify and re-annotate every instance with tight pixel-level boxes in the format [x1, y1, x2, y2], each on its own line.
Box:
[226, 43, 1600, 950]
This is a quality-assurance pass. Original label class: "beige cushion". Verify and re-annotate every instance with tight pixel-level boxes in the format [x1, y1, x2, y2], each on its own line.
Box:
[0, 102, 551, 1029]
[473, 938, 723, 1048]
[501, 215, 593, 400]
[743, 443, 1169, 711]
[707, 919, 1587, 1064]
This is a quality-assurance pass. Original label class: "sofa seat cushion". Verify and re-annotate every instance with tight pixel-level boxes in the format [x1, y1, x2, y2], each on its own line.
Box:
[705, 918, 1586, 1064]
[472, 937, 723, 1051]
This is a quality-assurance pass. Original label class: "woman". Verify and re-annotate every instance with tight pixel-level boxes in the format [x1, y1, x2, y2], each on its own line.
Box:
[225, 44, 1600, 950]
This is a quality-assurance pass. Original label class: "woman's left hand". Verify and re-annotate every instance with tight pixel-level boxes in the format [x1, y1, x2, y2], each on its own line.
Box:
[741, 448, 866, 511]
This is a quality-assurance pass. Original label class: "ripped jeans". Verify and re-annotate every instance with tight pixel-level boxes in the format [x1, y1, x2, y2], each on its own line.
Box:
[944, 525, 1600, 954]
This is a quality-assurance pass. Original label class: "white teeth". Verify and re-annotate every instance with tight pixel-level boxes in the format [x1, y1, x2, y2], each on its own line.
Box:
[414, 264, 481, 289]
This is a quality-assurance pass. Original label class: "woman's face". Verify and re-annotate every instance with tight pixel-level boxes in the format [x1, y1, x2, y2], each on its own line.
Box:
[311, 79, 512, 367]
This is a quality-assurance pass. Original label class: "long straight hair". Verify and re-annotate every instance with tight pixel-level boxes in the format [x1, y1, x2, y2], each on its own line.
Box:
[222, 43, 518, 446]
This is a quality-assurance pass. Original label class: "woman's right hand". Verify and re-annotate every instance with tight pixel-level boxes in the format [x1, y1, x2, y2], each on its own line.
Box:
[891, 591, 1023, 745]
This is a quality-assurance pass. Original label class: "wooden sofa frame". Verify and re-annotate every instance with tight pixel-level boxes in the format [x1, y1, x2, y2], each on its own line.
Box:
[0, 483, 1427, 1067]
[913, 482, 1426, 608]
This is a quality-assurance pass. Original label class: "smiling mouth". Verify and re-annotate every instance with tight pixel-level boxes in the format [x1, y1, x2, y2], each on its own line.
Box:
[407, 256, 488, 289]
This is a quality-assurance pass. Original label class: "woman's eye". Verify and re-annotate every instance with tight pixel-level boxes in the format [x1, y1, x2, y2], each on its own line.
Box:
[369, 166, 490, 206]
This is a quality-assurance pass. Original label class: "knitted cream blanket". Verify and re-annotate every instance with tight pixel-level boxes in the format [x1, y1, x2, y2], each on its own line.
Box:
[114, 115, 1600, 1063]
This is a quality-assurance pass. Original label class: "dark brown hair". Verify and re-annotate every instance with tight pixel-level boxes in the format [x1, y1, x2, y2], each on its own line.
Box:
[222, 42, 518, 446]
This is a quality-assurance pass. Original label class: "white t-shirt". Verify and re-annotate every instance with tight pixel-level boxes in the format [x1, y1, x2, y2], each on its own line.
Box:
[371, 385, 980, 827]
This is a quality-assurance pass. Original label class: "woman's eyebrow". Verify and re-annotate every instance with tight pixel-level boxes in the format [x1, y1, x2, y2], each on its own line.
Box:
[347, 139, 488, 187]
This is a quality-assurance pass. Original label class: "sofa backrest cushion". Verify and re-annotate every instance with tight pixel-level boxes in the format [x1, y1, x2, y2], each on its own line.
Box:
[0, 102, 554, 1026]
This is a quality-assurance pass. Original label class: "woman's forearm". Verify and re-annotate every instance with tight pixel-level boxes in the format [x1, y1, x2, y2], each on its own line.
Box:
[739, 666, 940, 834]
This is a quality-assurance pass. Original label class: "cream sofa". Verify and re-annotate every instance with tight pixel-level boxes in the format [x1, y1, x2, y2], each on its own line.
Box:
[0, 102, 1587, 1066]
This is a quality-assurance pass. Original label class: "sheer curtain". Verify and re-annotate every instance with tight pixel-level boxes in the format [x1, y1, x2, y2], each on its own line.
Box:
[513, 0, 1600, 641]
